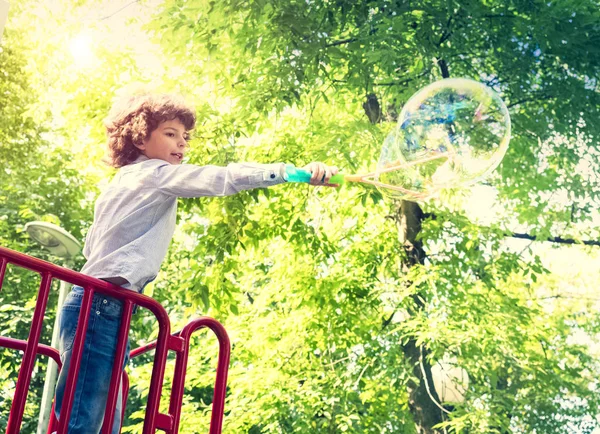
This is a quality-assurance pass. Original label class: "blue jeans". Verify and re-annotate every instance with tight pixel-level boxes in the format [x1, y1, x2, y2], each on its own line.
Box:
[53, 286, 130, 434]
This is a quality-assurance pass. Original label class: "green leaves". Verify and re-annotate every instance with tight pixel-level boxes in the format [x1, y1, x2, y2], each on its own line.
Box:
[1, 0, 600, 432]
[144, 0, 600, 424]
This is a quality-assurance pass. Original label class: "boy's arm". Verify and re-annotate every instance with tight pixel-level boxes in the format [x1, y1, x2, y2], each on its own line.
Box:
[152, 162, 288, 198]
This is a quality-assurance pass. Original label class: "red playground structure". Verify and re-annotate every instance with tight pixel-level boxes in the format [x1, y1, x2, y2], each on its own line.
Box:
[0, 245, 230, 434]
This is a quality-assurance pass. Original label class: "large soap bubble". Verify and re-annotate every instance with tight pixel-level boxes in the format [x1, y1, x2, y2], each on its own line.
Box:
[376, 78, 510, 199]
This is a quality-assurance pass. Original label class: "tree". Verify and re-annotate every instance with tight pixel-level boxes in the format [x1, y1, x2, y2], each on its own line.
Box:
[1, 0, 599, 432]
[0, 27, 92, 431]
[143, 0, 600, 432]
[0, 2, 143, 429]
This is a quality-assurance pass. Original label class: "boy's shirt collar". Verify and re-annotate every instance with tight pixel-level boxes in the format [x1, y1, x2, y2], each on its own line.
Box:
[132, 154, 150, 164]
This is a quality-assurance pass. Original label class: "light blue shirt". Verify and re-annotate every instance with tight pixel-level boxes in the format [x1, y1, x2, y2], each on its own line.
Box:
[80, 156, 287, 291]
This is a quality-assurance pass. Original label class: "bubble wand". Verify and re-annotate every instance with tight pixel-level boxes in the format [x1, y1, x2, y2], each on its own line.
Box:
[285, 78, 511, 201]
[284, 153, 449, 199]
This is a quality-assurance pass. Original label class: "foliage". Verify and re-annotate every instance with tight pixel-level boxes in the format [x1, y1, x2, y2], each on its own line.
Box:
[0, 0, 599, 433]
[0, 2, 140, 429]
[144, 0, 600, 432]
[0, 28, 91, 431]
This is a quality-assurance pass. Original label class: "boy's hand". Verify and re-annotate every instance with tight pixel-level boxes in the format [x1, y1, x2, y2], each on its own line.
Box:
[302, 162, 339, 187]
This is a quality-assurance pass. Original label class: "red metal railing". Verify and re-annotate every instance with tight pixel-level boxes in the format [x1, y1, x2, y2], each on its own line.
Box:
[0, 245, 230, 434]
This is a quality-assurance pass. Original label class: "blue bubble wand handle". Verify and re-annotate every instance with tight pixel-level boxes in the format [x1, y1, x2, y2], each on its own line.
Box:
[284, 165, 346, 184]
[283, 157, 447, 200]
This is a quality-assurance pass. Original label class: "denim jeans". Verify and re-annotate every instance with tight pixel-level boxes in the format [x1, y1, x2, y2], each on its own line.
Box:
[53, 286, 130, 434]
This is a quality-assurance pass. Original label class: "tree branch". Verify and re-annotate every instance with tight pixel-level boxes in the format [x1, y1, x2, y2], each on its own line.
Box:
[481, 14, 523, 19]
[324, 37, 357, 48]
[507, 94, 555, 108]
[511, 232, 600, 247]
[374, 71, 429, 87]
[436, 58, 450, 78]
[537, 294, 600, 301]
[438, 16, 454, 46]
[423, 213, 599, 246]
[98, 0, 141, 21]
[382, 312, 395, 328]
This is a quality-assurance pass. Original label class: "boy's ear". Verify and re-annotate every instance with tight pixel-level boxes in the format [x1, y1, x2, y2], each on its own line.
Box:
[134, 140, 147, 151]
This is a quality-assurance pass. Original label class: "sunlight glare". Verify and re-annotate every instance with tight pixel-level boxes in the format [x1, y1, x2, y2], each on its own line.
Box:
[0, 0, 8, 41]
[68, 32, 96, 68]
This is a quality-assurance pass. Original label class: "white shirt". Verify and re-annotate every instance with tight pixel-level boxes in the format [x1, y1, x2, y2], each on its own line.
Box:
[80, 156, 287, 291]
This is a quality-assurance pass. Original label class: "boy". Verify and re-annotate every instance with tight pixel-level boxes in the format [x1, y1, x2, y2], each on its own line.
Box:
[53, 93, 338, 433]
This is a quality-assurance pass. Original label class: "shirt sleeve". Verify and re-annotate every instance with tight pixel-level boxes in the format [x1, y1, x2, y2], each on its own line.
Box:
[152, 162, 288, 198]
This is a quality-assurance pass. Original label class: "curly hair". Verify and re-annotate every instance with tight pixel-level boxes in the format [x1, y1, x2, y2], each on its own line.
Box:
[104, 93, 196, 168]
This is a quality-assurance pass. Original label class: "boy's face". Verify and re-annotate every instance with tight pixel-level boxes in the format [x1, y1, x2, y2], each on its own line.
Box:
[136, 119, 190, 165]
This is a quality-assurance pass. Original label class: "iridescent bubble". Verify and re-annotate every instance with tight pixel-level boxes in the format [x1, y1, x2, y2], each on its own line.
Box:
[376, 78, 511, 199]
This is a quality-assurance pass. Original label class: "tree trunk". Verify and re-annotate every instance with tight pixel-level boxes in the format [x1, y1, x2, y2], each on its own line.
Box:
[396, 55, 452, 432]
[364, 94, 445, 432]
[396, 200, 445, 433]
